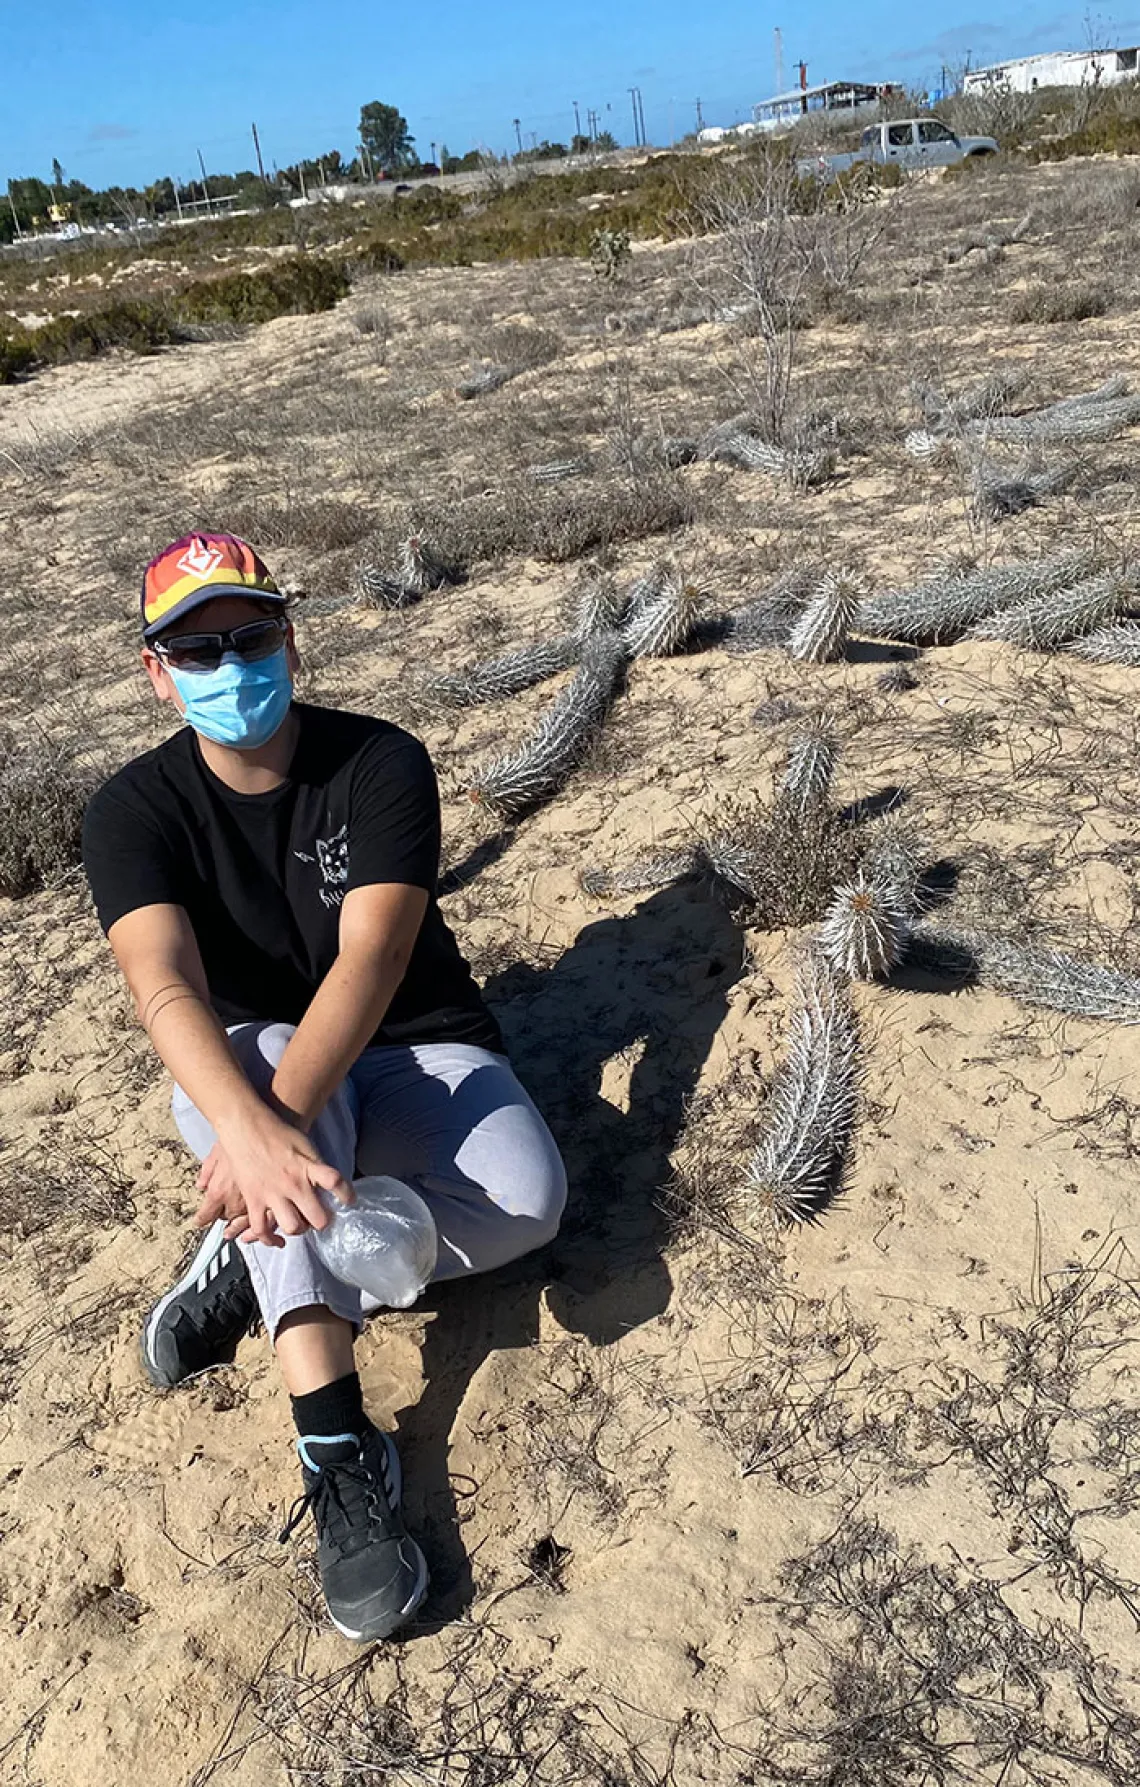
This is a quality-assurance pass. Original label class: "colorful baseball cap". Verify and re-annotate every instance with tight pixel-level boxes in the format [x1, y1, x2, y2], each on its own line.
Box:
[141, 533, 285, 639]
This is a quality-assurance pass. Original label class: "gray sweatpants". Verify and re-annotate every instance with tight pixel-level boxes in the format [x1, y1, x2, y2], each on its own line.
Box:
[171, 1022, 568, 1339]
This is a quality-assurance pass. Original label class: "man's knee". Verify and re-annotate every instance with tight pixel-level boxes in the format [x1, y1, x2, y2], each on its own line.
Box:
[228, 1021, 298, 1089]
[507, 1150, 568, 1250]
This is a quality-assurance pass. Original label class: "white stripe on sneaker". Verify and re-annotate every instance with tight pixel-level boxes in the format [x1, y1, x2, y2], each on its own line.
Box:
[144, 1220, 232, 1371]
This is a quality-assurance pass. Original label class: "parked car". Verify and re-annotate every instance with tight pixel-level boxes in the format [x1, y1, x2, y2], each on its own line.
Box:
[800, 118, 999, 181]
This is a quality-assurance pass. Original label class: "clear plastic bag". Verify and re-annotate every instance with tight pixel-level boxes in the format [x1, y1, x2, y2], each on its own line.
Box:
[311, 1175, 438, 1309]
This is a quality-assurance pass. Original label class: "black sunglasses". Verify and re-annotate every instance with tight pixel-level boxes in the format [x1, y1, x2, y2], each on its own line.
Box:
[153, 616, 288, 675]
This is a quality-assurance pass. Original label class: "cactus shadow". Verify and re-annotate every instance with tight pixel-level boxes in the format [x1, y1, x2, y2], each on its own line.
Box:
[393, 882, 744, 1625]
[844, 640, 920, 665]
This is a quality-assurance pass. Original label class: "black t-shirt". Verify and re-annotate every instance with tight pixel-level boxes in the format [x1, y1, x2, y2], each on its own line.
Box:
[81, 703, 504, 1054]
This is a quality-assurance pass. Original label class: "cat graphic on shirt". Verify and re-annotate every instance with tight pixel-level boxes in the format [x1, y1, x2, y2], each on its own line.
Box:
[295, 824, 348, 909]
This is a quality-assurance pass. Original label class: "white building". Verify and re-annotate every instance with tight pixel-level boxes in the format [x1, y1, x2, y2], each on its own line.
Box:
[964, 46, 1139, 94]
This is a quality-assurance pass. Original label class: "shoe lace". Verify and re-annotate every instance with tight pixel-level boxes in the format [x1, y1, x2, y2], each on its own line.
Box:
[278, 1454, 392, 1557]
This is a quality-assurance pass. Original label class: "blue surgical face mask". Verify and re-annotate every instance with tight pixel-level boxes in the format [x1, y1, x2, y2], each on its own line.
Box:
[169, 648, 293, 750]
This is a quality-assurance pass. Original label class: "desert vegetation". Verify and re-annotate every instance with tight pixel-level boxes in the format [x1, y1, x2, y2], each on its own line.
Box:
[2, 136, 1140, 1784]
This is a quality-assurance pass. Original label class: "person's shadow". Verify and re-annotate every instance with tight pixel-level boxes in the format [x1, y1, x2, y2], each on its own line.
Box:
[389, 879, 744, 1624]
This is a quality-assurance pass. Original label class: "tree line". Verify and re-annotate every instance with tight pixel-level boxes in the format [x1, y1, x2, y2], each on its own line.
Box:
[2, 101, 621, 243]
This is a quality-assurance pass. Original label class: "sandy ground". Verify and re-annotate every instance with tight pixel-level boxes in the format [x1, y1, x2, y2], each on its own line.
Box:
[3, 157, 1140, 1784]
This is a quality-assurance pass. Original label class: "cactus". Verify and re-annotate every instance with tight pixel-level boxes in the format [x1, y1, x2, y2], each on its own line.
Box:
[744, 951, 860, 1225]
[723, 564, 822, 655]
[859, 550, 1094, 646]
[818, 871, 911, 980]
[580, 849, 699, 897]
[908, 926, 1140, 1025]
[1066, 622, 1140, 666]
[623, 568, 705, 659]
[968, 572, 1131, 650]
[573, 574, 628, 641]
[468, 633, 627, 819]
[357, 534, 452, 609]
[781, 717, 839, 812]
[858, 814, 929, 918]
[528, 458, 589, 484]
[786, 569, 862, 664]
[419, 636, 580, 709]
[967, 393, 1140, 446]
[357, 558, 420, 610]
[970, 457, 1078, 518]
[398, 534, 451, 595]
[457, 365, 513, 400]
[701, 425, 835, 488]
[904, 429, 952, 462]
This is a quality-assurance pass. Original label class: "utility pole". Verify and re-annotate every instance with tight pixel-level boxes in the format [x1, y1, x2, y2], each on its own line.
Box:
[7, 183, 23, 239]
[170, 176, 182, 221]
[629, 87, 642, 146]
[299, 165, 307, 201]
[774, 26, 785, 93]
[573, 99, 581, 141]
[513, 117, 523, 154]
[251, 121, 266, 182]
[636, 88, 647, 145]
[695, 97, 704, 131]
[430, 140, 437, 169]
[196, 148, 212, 213]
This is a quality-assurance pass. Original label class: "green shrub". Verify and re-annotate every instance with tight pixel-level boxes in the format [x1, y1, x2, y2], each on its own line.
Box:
[177, 255, 350, 324]
[355, 237, 407, 273]
[1030, 113, 1140, 161]
[0, 328, 35, 383]
[29, 299, 174, 365]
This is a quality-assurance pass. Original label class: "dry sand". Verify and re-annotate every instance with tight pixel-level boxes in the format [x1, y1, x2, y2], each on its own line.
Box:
[3, 157, 1140, 1783]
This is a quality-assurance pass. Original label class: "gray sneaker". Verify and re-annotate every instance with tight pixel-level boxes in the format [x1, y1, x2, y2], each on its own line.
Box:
[280, 1423, 428, 1641]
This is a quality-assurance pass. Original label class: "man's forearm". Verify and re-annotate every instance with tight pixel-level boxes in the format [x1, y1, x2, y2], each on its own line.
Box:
[269, 943, 408, 1131]
[145, 985, 269, 1136]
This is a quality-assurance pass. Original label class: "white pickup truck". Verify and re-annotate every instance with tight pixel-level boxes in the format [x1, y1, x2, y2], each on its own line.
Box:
[800, 117, 999, 181]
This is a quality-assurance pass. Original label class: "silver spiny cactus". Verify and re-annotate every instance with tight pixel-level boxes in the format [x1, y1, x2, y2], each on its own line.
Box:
[967, 392, 1140, 447]
[781, 716, 839, 812]
[744, 951, 860, 1225]
[967, 572, 1131, 650]
[859, 550, 1094, 646]
[786, 569, 862, 664]
[574, 574, 629, 641]
[580, 849, 700, 897]
[468, 633, 627, 819]
[909, 926, 1140, 1025]
[722, 564, 822, 654]
[419, 636, 580, 709]
[357, 558, 420, 610]
[623, 568, 705, 659]
[1066, 622, 1140, 666]
[818, 871, 911, 980]
[858, 814, 929, 919]
[970, 456, 1078, 519]
[398, 534, 450, 596]
[456, 364, 513, 400]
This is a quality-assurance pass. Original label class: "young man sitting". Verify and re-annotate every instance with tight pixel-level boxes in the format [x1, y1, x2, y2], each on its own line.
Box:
[82, 533, 567, 1641]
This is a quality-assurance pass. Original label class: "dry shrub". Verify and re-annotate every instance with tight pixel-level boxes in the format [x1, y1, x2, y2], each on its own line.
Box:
[708, 793, 861, 927]
[482, 322, 563, 370]
[0, 737, 102, 897]
[407, 475, 694, 569]
[204, 487, 374, 552]
[1010, 283, 1111, 324]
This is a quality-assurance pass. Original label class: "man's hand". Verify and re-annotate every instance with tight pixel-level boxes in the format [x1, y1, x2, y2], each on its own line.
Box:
[194, 1109, 353, 1248]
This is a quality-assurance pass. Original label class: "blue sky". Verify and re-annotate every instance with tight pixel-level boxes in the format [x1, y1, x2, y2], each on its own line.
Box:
[4, 0, 1140, 190]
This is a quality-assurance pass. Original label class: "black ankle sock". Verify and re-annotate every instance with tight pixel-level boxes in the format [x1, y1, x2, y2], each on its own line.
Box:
[291, 1371, 367, 1440]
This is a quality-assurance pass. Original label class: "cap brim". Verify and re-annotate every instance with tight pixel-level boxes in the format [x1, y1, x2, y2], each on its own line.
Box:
[143, 584, 286, 640]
